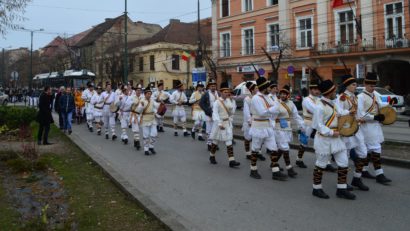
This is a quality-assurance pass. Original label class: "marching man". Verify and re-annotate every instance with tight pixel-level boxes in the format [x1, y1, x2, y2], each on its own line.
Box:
[311, 79, 355, 200]
[272, 85, 304, 179]
[358, 72, 392, 185]
[116, 86, 133, 145]
[248, 77, 281, 180]
[151, 80, 170, 132]
[268, 81, 278, 102]
[82, 82, 95, 132]
[136, 86, 159, 155]
[189, 82, 206, 141]
[130, 85, 144, 150]
[208, 82, 240, 168]
[91, 86, 104, 135]
[170, 80, 189, 137]
[101, 82, 117, 140]
[199, 79, 219, 151]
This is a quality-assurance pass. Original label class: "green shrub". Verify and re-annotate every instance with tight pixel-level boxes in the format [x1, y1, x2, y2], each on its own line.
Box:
[0, 106, 38, 129]
[33, 156, 51, 171]
[6, 158, 31, 173]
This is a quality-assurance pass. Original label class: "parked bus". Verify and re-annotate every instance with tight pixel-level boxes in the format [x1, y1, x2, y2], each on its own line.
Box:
[33, 69, 96, 89]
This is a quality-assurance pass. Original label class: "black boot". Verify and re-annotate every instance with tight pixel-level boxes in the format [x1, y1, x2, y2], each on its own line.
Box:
[229, 160, 240, 168]
[376, 174, 392, 185]
[287, 167, 298, 178]
[191, 131, 196, 140]
[257, 154, 266, 161]
[346, 184, 354, 191]
[134, 140, 141, 150]
[145, 151, 150, 156]
[105, 134, 109, 139]
[250, 170, 261, 179]
[362, 171, 376, 179]
[124, 138, 128, 144]
[183, 131, 190, 137]
[312, 189, 330, 199]
[336, 189, 356, 200]
[159, 127, 164, 132]
[174, 131, 178, 136]
[209, 156, 217, 164]
[296, 160, 307, 168]
[97, 130, 101, 135]
[149, 148, 156, 155]
[89, 127, 93, 132]
[246, 155, 252, 160]
[198, 136, 205, 141]
[207, 144, 211, 151]
[272, 171, 288, 181]
[325, 164, 337, 172]
[112, 134, 117, 141]
[351, 177, 369, 191]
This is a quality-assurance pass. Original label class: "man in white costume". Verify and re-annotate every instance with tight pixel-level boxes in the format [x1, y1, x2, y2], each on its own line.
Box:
[130, 85, 144, 150]
[189, 82, 206, 141]
[170, 80, 190, 137]
[101, 82, 117, 140]
[116, 86, 133, 145]
[81, 82, 95, 132]
[90, 86, 104, 135]
[151, 81, 170, 132]
[199, 79, 219, 151]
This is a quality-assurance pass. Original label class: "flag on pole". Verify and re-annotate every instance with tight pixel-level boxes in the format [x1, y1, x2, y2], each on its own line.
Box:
[332, 0, 344, 8]
[181, 51, 191, 61]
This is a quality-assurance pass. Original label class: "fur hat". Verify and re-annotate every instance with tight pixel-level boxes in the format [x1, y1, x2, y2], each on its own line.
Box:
[246, 81, 256, 91]
[269, 81, 278, 88]
[175, 80, 183, 89]
[319, 80, 336, 95]
[207, 78, 217, 87]
[144, 85, 152, 94]
[256, 77, 269, 91]
[309, 79, 319, 89]
[196, 81, 204, 89]
[220, 82, 230, 92]
[280, 85, 291, 94]
[364, 72, 378, 84]
[341, 74, 356, 87]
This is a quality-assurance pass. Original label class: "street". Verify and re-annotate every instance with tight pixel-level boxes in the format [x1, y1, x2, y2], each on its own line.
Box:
[66, 121, 410, 231]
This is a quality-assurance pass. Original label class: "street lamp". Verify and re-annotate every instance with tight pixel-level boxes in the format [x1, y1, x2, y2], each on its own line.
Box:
[21, 27, 44, 91]
[123, 0, 128, 84]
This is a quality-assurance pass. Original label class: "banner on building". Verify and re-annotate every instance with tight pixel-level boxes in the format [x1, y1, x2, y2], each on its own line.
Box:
[192, 67, 206, 86]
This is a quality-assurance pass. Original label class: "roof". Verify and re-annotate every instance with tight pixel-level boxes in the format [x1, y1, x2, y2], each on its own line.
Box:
[75, 15, 124, 47]
[128, 18, 212, 49]
[42, 29, 91, 57]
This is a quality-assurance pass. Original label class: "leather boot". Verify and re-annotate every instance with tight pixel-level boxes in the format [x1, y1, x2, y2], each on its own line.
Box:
[191, 131, 196, 140]
[134, 140, 141, 150]
[229, 160, 240, 168]
[351, 177, 369, 191]
[376, 174, 392, 185]
[198, 136, 205, 141]
[149, 148, 156, 154]
[250, 170, 261, 179]
[112, 134, 117, 141]
[144, 151, 150, 156]
[287, 167, 298, 178]
[312, 189, 330, 199]
[257, 154, 266, 161]
[183, 131, 190, 137]
[272, 171, 288, 181]
[336, 189, 356, 200]
[209, 156, 217, 164]
[362, 171, 376, 179]
[123, 138, 128, 144]
[295, 160, 307, 168]
[174, 131, 178, 136]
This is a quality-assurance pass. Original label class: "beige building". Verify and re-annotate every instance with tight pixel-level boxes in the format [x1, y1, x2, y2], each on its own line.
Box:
[127, 18, 212, 89]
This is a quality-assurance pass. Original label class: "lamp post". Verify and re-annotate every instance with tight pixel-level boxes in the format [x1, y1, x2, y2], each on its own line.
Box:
[21, 27, 44, 91]
[123, 0, 128, 84]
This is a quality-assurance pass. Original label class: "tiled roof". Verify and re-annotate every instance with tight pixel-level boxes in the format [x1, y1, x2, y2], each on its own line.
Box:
[128, 18, 212, 49]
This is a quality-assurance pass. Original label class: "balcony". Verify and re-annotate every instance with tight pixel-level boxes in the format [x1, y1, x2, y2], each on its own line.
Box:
[310, 36, 410, 57]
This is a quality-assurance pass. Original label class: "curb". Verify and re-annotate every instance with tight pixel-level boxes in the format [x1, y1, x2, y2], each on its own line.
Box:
[165, 122, 410, 170]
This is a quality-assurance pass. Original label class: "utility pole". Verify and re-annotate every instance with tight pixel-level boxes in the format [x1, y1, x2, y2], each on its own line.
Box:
[195, 0, 203, 68]
[123, 0, 129, 84]
[1, 48, 5, 87]
[22, 28, 44, 91]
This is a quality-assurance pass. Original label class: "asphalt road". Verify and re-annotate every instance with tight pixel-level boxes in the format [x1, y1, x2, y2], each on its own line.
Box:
[65, 121, 410, 231]
[163, 105, 410, 143]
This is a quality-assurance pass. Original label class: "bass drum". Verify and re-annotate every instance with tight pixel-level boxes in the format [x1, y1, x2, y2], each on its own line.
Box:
[338, 115, 358, 137]
[380, 107, 396, 125]
[157, 103, 167, 116]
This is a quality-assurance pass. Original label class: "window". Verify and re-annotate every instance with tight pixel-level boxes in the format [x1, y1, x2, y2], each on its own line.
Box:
[267, 0, 278, 6]
[220, 32, 231, 57]
[150, 55, 155, 71]
[385, 2, 404, 39]
[242, 0, 253, 12]
[139, 57, 144, 72]
[221, 0, 230, 17]
[338, 10, 355, 44]
[172, 55, 180, 70]
[129, 56, 134, 73]
[297, 17, 313, 48]
[242, 27, 254, 55]
[267, 23, 280, 51]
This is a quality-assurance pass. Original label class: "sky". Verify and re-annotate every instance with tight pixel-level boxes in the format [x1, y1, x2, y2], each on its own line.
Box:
[0, 0, 212, 50]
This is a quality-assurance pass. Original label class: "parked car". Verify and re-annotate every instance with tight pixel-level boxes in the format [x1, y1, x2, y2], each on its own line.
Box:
[356, 87, 405, 112]
[0, 91, 9, 106]
[232, 81, 256, 109]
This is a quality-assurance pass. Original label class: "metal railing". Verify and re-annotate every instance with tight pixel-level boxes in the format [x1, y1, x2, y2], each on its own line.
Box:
[311, 36, 410, 56]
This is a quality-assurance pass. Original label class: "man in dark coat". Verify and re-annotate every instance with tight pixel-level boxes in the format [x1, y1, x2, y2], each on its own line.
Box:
[37, 86, 54, 145]
[54, 86, 65, 129]
[59, 87, 75, 135]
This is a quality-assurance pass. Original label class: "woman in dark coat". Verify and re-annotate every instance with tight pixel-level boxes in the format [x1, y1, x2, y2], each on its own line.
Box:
[59, 87, 75, 134]
[37, 86, 54, 145]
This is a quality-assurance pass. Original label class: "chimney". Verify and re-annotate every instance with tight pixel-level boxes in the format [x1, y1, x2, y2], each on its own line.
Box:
[169, 19, 180, 24]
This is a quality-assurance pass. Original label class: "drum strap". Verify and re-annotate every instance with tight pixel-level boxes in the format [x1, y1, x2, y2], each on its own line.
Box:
[321, 100, 336, 127]
[140, 100, 152, 125]
[363, 91, 377, 113]
[218, 99, 231, 117]
[258, 95, 270, 109]
[280, 101, 292, 117]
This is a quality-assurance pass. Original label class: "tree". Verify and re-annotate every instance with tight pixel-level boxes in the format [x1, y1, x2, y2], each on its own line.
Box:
[0, 0, 32, 36]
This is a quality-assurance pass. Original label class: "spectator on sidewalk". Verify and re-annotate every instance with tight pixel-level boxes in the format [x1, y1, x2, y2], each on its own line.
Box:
[54, 86, 65, 129]
[60, 87, 75, 135]
[37, 86, 54, 145]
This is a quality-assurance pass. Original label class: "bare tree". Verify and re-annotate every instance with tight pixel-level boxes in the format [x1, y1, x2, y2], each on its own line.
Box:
[0, 0, 31, 36]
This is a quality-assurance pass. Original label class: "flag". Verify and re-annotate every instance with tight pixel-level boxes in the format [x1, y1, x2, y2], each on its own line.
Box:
[190, 51, 196, 58]
[332, 0, 344, 8]
[181, 51, 191, 61]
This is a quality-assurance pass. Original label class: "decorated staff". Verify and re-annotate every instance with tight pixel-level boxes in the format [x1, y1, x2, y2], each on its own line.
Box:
[82, 82, 95, 132]
[189, 82, 206, 141]
[199, 79, 219, 151]
[208, 82, 240, 168]
[248, 77, 280, 180]
[90, 85, 104, 135]
[311, 80, 355, 200]
[101, 82, 117, 140]
[170, 80, 190, 137]
[151, 80, 170, 132]
[136, 85, 160, 155]
[357, 72, 393, 185]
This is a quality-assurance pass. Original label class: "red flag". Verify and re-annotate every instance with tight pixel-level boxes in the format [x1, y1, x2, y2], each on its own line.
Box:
[332, 0, 344, 8]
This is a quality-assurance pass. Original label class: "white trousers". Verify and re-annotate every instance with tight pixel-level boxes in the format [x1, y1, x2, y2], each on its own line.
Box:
[315, 150, 348, 169]
[120, 112, 130, 140]
[206, 119, 214, 145]
[102, 107, 116, 134]
[251, 136, 277, 152]
[142, 125, 157, 151]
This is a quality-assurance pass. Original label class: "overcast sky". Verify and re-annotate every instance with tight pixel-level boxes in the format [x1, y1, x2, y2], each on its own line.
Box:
[0, 0, 212, 50]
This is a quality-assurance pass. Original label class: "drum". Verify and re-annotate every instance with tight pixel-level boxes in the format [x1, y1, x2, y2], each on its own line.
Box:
[380, 107, 396, 125]
[157, 103, 167, 116]
[109, 102, 119, 113]
[338, 115, 358, 137]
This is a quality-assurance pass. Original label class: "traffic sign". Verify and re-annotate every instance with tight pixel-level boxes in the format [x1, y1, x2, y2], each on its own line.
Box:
[258, 68, 265, 76]
[287, 65, 295, 74]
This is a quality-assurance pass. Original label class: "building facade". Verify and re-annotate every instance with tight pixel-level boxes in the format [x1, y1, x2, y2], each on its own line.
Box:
[212, 0, 410, 95]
